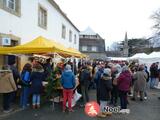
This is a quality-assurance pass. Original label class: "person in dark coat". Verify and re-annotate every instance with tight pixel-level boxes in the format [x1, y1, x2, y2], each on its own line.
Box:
[41, 58, 53, 78]
[9, 61, 20, 86]
[110, 64, 121, 106]
[98, 68, 112, 117]
[144, 66, 149, 99]
[150, 63, 159, 89]
[94, 65, 104, 104]
[30, 63, 45, 109]
[20, 63, 32, 109]
[79, 65, 91, 106]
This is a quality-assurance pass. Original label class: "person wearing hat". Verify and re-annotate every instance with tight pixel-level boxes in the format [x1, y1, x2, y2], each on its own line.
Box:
[61, 64, 75, 112]
[0, 65, 17, 113]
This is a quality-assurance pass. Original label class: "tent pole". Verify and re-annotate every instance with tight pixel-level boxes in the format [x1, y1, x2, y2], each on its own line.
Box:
[53, 53, 56, 70]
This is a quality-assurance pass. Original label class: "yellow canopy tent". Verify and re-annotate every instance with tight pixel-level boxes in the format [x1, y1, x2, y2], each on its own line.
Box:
[67, 47, 87, 58]
[0, 36, 55, 54]
[0, 36, 82, 58]
[52, 44, 84, 58]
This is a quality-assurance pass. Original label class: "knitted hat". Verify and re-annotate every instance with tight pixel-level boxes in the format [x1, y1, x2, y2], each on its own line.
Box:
[65, 64, 71, 70]
[122, 66, 129, 72]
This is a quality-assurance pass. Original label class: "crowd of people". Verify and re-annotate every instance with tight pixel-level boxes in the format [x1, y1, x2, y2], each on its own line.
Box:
[0, 58, 160, 117]
[0, 57, 78, 113]
[78, 60, 160, 117]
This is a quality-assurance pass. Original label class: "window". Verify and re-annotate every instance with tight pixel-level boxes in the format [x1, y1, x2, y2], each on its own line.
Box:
[62, 25, 66, 39]
[82, 46, 87, 51]
[6, 0, 15, 10]
[1, 0, 21, 16]
[38, 5, 47, 29]
[69, 30, 72, 42]
[91, 46, 97, 52]
[74, 34, 76, 44]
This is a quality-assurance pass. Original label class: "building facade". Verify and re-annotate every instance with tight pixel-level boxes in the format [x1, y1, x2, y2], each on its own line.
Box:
[0, 0, 79, 67]
[79, 27, 106, 60]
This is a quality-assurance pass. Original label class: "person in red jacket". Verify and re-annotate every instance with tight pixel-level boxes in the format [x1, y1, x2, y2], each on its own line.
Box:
[117, 66, 132, 114]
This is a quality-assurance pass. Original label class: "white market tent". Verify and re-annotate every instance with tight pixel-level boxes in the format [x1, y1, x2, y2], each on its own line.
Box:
[130, 53, 149, 59]
[129, 52, 160, 70]
[107, 52, 160, 69]
[148, 52, 160, 58]
[109, 57, 129, 61]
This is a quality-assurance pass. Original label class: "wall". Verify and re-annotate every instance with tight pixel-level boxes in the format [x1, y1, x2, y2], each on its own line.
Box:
[79, 38, 105, 52]
[0, 0, 79, 49]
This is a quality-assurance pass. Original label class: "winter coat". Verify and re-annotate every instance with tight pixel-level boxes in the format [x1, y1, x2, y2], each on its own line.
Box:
[99, 73, 112, 101]
[79, 68, 91, 86]
[145, 69, 150, 82]
[94, 68, 103, 86]
[0, 71, 17, 93]
[117, 71, 132, 92]
[10, 65, 20, 85]
[150, 65, 159, 78]
[61, 70, 75, 89]
[30, 68, 45, 94]
[133, 71, 147, 91]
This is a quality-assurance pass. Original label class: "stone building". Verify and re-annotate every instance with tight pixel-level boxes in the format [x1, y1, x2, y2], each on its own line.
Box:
[79, 27, 106, 60]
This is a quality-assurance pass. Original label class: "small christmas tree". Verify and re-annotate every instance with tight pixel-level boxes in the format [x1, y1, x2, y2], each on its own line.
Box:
[42, 67, 62, 103]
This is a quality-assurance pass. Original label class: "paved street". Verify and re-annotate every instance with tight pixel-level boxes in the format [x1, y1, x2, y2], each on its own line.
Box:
[0, 88, 160, 120]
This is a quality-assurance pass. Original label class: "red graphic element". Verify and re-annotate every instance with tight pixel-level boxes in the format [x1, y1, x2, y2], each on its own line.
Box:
[85, 101, 100, 117]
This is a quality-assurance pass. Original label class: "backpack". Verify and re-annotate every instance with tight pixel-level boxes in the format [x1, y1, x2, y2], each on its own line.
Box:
[80, 69, 90, 84]
[21, 71, 30, 82]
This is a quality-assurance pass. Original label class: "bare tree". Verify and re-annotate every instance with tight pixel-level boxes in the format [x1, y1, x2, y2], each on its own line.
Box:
[151, 8, 160, 34]
[150, 8, 160, 48]
[110, 42, 119, 51]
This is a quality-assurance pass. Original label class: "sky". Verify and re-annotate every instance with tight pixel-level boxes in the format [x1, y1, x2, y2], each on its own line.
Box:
[54, 0, 160, 48]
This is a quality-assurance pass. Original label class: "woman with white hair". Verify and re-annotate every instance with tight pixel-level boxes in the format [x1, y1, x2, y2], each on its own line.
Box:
[117, 66, 132, 114]
[110, 64, 121, 106]
[61, 64, 75, 112]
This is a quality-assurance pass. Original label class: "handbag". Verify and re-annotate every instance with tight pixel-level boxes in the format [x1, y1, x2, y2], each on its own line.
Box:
[66, 90, 82, 107]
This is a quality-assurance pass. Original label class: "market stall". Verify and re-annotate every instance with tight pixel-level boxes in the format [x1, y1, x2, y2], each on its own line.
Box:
[0, 36, 84, 109]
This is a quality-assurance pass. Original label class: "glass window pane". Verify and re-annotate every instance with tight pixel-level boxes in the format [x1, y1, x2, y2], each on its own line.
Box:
[6, 0, 15, 10]
[39, 6, 47, 28]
